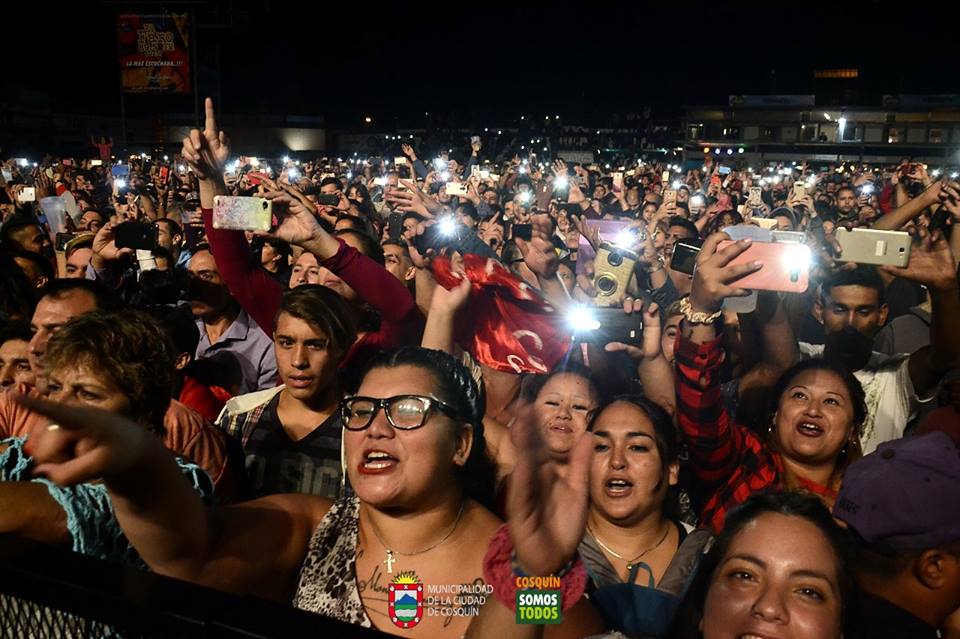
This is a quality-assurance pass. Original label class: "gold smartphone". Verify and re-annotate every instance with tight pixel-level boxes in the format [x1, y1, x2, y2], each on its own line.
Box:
[835, 228, 911, 267]
[593, 242, 638, 307]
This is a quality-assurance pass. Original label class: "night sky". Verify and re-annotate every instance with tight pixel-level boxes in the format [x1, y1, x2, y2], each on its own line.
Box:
[8, 1, 960, 128]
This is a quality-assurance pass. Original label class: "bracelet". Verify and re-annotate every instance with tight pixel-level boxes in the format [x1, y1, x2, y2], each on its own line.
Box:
[511, 551, 577, 579]
[679, 296, 722, 325]
[482, 524, 587, 613]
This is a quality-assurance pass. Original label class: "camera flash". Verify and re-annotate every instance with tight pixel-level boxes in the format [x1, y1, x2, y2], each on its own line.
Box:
[567, 306, 601, 332]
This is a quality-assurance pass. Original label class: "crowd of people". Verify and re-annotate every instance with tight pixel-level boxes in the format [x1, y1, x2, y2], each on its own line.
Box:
[1, 97, 959, 639]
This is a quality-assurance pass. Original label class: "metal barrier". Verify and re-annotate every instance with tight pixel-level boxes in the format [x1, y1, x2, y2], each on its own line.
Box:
[0, 534, 389, 638]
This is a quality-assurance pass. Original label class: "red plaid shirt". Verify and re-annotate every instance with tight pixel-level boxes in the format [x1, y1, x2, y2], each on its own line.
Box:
[675, 334, 783, 534]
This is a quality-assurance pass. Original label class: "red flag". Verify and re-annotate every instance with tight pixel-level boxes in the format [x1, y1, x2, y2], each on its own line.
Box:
[432, 254, 572, 374]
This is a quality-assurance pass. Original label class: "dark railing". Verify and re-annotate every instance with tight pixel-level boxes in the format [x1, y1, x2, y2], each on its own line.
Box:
[0, 534, 390, 638]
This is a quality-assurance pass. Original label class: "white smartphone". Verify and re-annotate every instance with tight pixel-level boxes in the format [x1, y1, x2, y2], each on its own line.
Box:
[445, 183, 468, 196]
[18, 187, 36, 203]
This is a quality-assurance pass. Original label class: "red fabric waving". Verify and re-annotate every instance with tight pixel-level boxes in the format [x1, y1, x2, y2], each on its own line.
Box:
[432, 254, 572, 374]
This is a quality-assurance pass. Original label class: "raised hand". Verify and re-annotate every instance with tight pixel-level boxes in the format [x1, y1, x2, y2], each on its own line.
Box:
[515, 224, 559, 279]
[401, 143, 418, 162]
[506, 404, 592, 576]
[689, 233, 762, 313]
[880, 227, 957, 292]
[429, 270, 471, 315]
[261, 191, 322, 246]
[92, 215, 134, 262]
[603, 298, 661, 360]
[384, 184, 432, 218]
[180, 98, 231, 180]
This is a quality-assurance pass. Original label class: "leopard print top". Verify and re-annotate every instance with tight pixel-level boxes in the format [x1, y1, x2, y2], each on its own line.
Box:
[293, 496, 372, 627]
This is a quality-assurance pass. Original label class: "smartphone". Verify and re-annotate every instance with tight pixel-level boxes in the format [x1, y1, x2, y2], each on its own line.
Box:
[718, 166, 732, 175]
[929, 207, 951, 235]
[571, 307, 643, 345]
[388, 213, 404, 240]
[670, 240, 702, 275]
[374, 177, 389, 187]
[664, 189, 677, 206]
[159, 166, 169, 185]
[710, 174, 721, 188]
[90, 160, 103, 167]
[55, 232, 76, 252]
[793, 183, 805, 199]
[612, 172, 624, 191]
[18, 187, 36, 203]
[471, 165, 480, 179]
[414, 221, 461, 254]
[315, 194, 341, 207]
[771, 230, 806, 244]
[471, 136, 481, 145]
[394, 157, 407, 165]
[835, 227, 911, 267]
[445, 182, 468, 197]
[115, 221, 158, 251]
[511, 223, 533, 241]
[661, 170, 670, 184]
[212, 196, 273, 232]
[716, 240, 811, 293]
[749, 187, 762, 205]
[593, 242, 639, 307]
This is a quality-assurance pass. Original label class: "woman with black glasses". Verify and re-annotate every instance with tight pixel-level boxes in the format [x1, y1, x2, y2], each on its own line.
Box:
[19, 346, 606, 638]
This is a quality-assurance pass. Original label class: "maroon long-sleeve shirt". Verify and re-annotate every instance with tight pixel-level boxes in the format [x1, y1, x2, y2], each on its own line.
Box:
[201, 208, 423, 373]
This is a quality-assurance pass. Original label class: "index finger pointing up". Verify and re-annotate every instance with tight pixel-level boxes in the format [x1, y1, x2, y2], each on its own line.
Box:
[204, 97, 217, 134]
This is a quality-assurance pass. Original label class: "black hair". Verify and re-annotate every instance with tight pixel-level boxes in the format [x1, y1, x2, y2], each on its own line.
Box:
[771, 207, 797, 229]
[360, 347, 496, 509]
[521, 360, 603, 405]
[334, 229, 385, 265]
[667, 216, 699, 239]
[769, 357, 867, 446]
[0, 249, 36, 321]
[590, 395, 682, 519]
[457, 202, 480, 221]
[276, 284, 358, 360]
[0, 319, 32, 345]
[11, 249, 55, 283]
[148, 305, 201, 358]
[154, 217, 183, 239]
[319, 177, 341, 190]
[40, 278, 122, 312]
[345, 183, 377, 218]
[0, 213, 41, 249]
[821, 264, 886, 305]
[674, 492, 854, 639]
[402, 211, 426, 226]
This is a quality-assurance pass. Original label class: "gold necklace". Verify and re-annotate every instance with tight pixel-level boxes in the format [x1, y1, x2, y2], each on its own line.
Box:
[366, 502, 466, 574]
[587, 522, 671, 570]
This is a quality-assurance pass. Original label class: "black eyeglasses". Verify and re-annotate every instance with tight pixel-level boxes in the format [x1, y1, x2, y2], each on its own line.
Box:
[340, 395, 462, 431]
